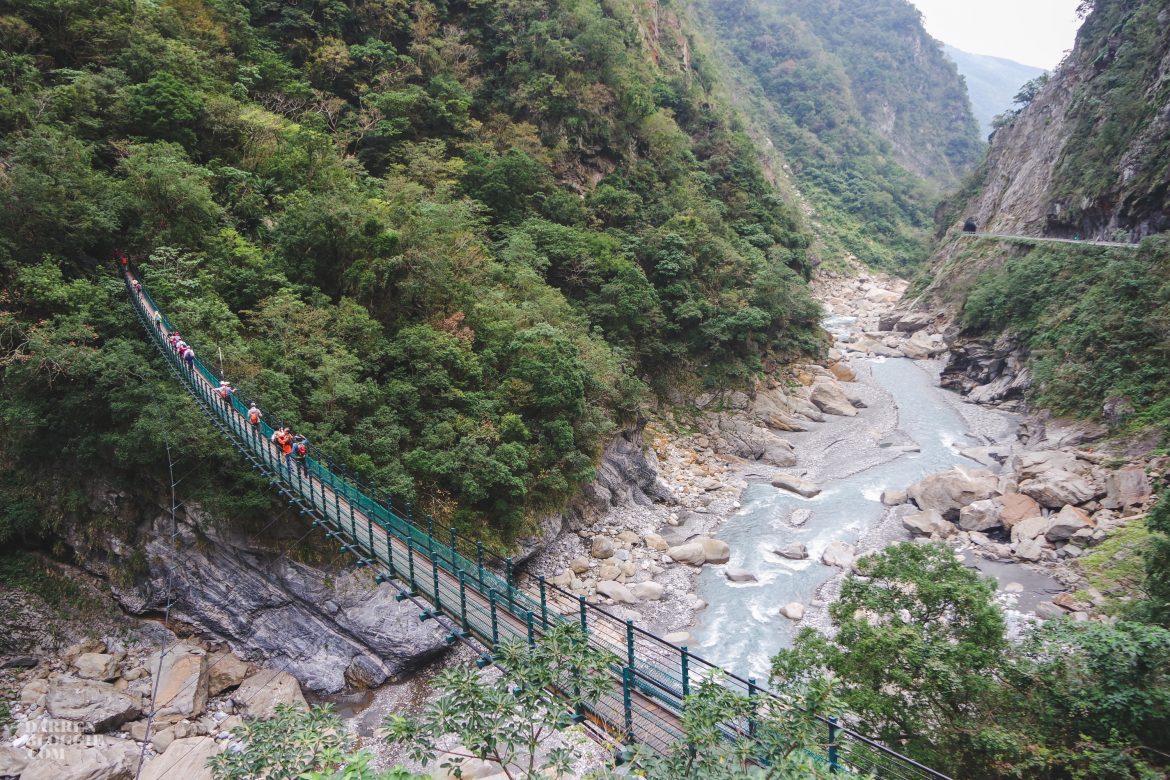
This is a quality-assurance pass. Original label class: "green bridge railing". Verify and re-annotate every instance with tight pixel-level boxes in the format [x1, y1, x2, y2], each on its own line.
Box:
[125, 270, 950, 780]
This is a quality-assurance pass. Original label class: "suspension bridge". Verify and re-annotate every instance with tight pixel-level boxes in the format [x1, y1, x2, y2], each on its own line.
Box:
[124, 270, 950, 779]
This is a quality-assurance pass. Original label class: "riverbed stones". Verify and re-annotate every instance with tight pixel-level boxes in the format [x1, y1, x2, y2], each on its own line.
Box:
[596, 581, 638, 605]
[808, 380, 858, 417]
[725, 567, 758, 583]
[907, 466, 998, 520]
[1010, 450, 1081, 479]
[598, 563, 621, 581]
[569, 557, 590, 574]
[590, 536, 615, 559]
[821, 541, 856, 569]
[771, 474, 822, 498]
[1045, 505, 1093, 542]
[700, 537, 731, 564]
[548, 569, 573, 588]
[668, 543, 707, 566]
[231, 669, 306, 720]
[1013, 538, 1044, 562]
[631, 582, 665, 601]
[779, 602, 805, 620]
[46, 677, 142, 732]
[881, 489, 908, 506]
[902, 509, 952, 537]
[1019, 470, 1099, 508]
[829, 361, 856, 382]
[775, 542, 809, 560]
[663, 632, 691, 645]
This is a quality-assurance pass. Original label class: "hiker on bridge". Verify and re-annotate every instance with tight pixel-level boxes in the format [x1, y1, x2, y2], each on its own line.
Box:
[248, 402, 263, 429]
[182, 345, 195, 371]
[271, 427, 293, 470]
[291, 434, 310, 478]
[152, 311, 163, 331]
[217, 380, 235, 411]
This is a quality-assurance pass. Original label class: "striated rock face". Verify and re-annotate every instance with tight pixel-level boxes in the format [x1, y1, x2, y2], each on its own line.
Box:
[567, 426, 673, 529]
[78, 511, 449, 694]
[939, 334, 1031, 407]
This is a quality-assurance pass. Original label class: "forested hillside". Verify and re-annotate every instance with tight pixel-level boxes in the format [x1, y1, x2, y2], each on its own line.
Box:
[0, 0, 823, 547]
[944, 45, 1045, 137]
[692, 0, 982, 271]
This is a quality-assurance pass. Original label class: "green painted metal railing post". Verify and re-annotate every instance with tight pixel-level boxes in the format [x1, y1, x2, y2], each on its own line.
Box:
[385, 529, 395, 578]
[335, 488, 342, 526]
[366, 516, 375, 558]
[828, 716, 840, 773]
[681, 647, 690, 698]
[538, 577, 548, 628]
[476, 542, 485, 590]
[449, 527, 457, 561]
[431, 551, 442, 613]
[349, 498, 358, 542]
[748, 678, 758, 739]
[505, 557, 515, 614]
[526, 610, 535, 647]
[578, 596, 587, 633]
[489, 590, 499, 646]
[622, 667, 634, 741]
[426, 514, 434, 545]
[626, 619, 635, 669]
[407, 538, 416, 592]
[458, 571, 469, 634]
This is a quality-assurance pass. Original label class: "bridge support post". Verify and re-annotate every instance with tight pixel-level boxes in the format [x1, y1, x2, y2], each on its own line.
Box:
[431, 552, 442, 613]
[681, 646, 690, 698]
[578, 596, 587, 633]
[489, 590, 499, 647]
[526, 611, 535, 647]
[407, 538, 416, 592]
[538, 577, 548, 629]
[625, 620, 635, 669]
[748, 677, 757, 739]
[458, 571, 470, 634]
[622, 667, 634, 741]
[828, 716, 840, 773]
[476, 542, 485, 590]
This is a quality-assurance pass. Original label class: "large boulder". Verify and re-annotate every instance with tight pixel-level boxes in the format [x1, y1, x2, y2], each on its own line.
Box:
[1010, 450, 1081, 480]
[667, 543, 706, 566]
[907, 466, 999, 520]
[46, 677, 142, 733]
[779, 602, 805, 620]
[596, 581, 638, 605]
[770, 474, 822, 498]
[893, 313, 932, 333]
[1045, 505, 1094, 542]
[231, 668, 307, 720]
[1011, 515, 1052, 544]
[1013, 538, 1045, 562]
[590, 536, 615, 559]
[139, 736, 223, 780]
[73, 653, 122, 682]
[1102, 466, 1151, 510]
[699, 537, 731, 564]
[999, 493, 1042, 528]
[1019, 470, 1100, 508]
[0, 747, 31, 778]
[821, 541, 856, 569]
[206, 651, 250, 697]
[958, 499, 1003, 532]
[902, 509, 953, 537]
[724, 568, 758, 583]
[808, 380, 858, 417]
[643, 533, 669, 552]
[20, 735, 141, 780]
[775, 543, 809, 560]
[148, 644, 208, 722]
[900, 331, 944, 359]
[631, 582, 664, 601]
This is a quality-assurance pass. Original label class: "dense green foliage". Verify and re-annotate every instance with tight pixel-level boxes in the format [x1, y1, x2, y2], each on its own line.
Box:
[776, 543, 1170, 779]
[0, 0, 823, 546]
[695, 0, 980, 271]
[960, 236, 1170, 429]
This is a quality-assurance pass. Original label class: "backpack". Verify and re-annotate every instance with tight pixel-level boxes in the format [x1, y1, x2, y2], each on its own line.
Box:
[293, 441, 307, 457]
[248, 408, 260, 423]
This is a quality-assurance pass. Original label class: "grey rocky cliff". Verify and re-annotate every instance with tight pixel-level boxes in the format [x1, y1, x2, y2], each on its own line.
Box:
[69, 498, 448, 694]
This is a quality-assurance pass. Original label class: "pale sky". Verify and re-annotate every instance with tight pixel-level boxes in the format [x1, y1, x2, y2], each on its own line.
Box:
[910, 0, 1083, 69]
